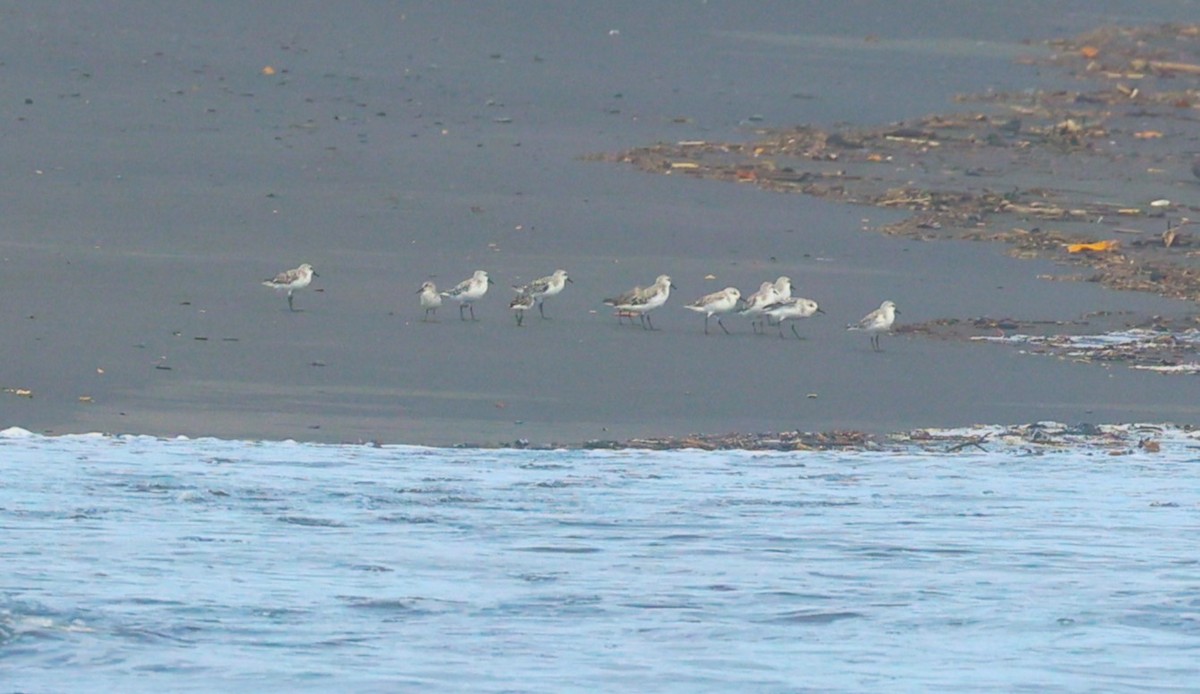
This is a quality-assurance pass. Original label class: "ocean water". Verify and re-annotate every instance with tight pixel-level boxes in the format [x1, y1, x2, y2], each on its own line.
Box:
[2, 427, 1198, 693]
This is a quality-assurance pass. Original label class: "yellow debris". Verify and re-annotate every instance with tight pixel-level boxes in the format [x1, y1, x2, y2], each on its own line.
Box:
[1066, 239, 1120, 253]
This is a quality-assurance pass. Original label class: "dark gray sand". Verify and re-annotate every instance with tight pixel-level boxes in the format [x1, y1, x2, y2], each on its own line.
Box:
[3, 2, 1199, 446]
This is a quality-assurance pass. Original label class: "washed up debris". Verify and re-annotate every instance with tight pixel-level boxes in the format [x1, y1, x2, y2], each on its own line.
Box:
[3, 387, 34, 398]
[901, 314, 1200, 372]
[586, 21, 1200, 304]
[894, 422, 1196, 454]
[1066, 239, 1120, 253]
[513, 421, 1196, 452]
[972, 327, 1200, 372]
[619, 429, 874, 451]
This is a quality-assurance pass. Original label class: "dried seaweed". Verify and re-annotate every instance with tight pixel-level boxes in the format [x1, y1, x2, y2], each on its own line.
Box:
[587, 23, 1200, 303]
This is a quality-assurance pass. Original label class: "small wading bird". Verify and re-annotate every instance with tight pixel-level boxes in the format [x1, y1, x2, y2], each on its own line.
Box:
[603, 284, 643, 325]
[417, 281, 442, 322]
[441, 270, 493, 321]
[262, 263, 317, 312]
[511, 269, 572, 319]
[772, 275, 793, 302]
[684, 286, 741, 335]
[509, 291, 536, 326]
[762, 296, 823, 339]
[848, 300, 899, 351]
[738, 281, 779, 334]
[605, 274, 674, 330]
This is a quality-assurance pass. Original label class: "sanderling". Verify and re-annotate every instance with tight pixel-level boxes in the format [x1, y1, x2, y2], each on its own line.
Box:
[512, 269, 572, 319]
[262, 263, 317, 312]
[441, 270, 493, 321]
[509, 292, 536, 326]
[684, 286, 741, 335]
[603, 284, 645, 325]
[763, 296, 823, 339]
[611, 275, 674, 330]
[848, 300, 899, 351]
[773, 275, 793, 301]
[739, 281, 779, 334]
[417, 281, 442, 322]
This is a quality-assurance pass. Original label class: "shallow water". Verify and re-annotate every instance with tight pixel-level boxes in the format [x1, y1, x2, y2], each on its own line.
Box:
[2, 428, 1198, 692]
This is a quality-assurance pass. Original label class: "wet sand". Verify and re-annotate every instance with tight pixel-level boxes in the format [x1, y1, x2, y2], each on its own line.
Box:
[2, 2, 1199, 446]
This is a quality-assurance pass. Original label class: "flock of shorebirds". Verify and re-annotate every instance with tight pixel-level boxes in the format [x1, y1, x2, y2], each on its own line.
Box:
[262, 264, 900, 351]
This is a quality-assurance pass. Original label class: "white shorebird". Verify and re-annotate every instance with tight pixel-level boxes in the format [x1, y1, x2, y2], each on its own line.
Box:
[684, 287, 741, 335]
[739, 281, 779, 334]
[849, 300, 899, 351]
[772, 276, 793, 301]
[417, 281, 442, 322]
[509, 292, 536, 326]
[261, 263, 317, 312]
[441, 270, 493, 321]
[511, 269, 572, 319]
[763, 296, 823, 339]
[610, 274, 674, 330]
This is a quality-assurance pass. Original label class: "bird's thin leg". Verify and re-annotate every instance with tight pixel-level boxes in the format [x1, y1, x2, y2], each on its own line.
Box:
[459, 304, 468, 321]
[703, 315, 710, 335]
[287, 291, 295, 312]
[718, 316, 730, 335]
[538, 301, 547, 319]
[515, 312, 523, 327]
[469, 304, 477, 321]
[791, 324, 801, 340]
[645, 313, 656, 331]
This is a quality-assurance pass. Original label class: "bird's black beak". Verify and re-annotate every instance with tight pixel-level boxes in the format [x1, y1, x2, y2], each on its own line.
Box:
[816, 308, 826, 314]
[566, 277, 574, 283]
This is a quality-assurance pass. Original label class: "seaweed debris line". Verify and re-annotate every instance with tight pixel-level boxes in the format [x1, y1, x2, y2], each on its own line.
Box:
[588, 23, 1200, 306]
[577, 422, 1191, 454]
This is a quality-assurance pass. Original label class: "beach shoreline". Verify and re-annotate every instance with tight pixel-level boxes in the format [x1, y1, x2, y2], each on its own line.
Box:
[3, 3, 1199, 447]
